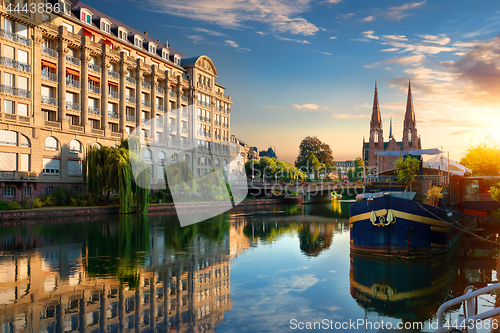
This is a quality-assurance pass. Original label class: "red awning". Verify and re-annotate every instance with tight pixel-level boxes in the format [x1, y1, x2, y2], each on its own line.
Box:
[102, 38, 112, 46]
[108, 81, 118, 87]
[82, 28, 94, 38]
[88, 75, 101, 84]
[66, 68, 80, 77]
[42, 60, 58, 69]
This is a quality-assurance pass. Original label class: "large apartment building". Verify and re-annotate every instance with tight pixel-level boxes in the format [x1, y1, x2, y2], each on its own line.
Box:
[0, 0, 232, 201]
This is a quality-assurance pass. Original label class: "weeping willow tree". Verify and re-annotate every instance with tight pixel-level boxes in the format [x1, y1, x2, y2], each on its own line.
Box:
[164, 161, 196, 201]
[128, 136, 150, 213]
[84, 138, 149, 213]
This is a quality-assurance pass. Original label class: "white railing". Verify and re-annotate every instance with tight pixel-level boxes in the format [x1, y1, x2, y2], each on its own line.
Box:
[66, 55, 81, 66]
[42, 46, 58, 58]
[88, 63, 101, 73]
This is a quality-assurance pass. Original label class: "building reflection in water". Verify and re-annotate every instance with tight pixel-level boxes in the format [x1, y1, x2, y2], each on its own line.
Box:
[0, 213, 251, 333]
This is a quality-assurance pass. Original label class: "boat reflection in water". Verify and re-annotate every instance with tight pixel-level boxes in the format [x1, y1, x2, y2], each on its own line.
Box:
[0, 214, 237, 333]
[349, 237, 497, 325]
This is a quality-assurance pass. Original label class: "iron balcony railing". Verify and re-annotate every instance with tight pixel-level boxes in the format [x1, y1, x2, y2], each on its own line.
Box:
[108, 112, 119, 119]
[0, 57, 31, 72]
[126, 76, 136, 85]
[42, 71, 58, 82]
[88, 84, 101, 94]
[66, 78, 81, 88]
[66, 55, 81, 66]
[126, 95, 136, 103]
[215, 120, 221, 126]
[181, 95, 188, 102]
[88, 106, 101, 116]
[156, 86, 165, 94]
[108, 70, 119, 79]
[142, 100, 151, 108]
[126, 115, 136, 122]
[66, 101, 81, 111]
[142, 81, 151, 90]
[14, 87, 31, 98]
[0, 29, 32, 46]
[41, 95, 57, 106]
[157, 104, 165, 111]
[109, 91, 120, 99]
[41, 46, 58, 58]
[88, 63, 101, 73]
[169, 126, 177, 132]
[169, 91, 177, 98]
[214, 105, 220, 111]
[223, 123, 228, 128]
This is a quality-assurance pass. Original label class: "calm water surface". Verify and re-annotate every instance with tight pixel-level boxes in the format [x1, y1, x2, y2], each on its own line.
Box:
[0, 202, 497, 332]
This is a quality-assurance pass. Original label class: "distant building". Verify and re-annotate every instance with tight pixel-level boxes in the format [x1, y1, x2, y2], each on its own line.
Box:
[336, 160, 355, 174]
[259, 147, 277, 159]
[363, 82, 422, 174]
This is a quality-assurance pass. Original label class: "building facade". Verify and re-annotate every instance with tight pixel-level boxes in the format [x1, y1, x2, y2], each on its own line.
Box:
[0, 0, 232, 201]
[363, 82, 422, 174]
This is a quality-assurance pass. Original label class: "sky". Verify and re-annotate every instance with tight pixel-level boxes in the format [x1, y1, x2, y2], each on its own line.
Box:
[83, 0, 500, 163]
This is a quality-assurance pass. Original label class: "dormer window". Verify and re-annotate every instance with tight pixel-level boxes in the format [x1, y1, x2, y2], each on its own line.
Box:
[162, 49, 169, 60]
[100, 19, 110, 33]
[149, 44, 156, 54]
[134, 36, 143, 48]
[118, 28, 127, 41]
[174, 55, 181, 65]
[80, 9, 92, 24]
[59, 0, 71, 15]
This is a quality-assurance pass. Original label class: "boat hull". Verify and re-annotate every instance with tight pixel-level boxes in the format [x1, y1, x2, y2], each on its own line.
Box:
[349, 194, 475, 256]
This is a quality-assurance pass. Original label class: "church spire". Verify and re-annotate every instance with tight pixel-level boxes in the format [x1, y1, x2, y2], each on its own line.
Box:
[371, 82, 382, 129]
[389, 116, 393, 139]
[405, 79, 415, 125]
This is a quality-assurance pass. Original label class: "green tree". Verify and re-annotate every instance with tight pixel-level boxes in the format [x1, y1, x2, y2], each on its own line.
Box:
[296, 136, 335, 169]
[489, 184, 500, 203]
[460, 142, 500, 176]
[394, 156, 420, 190]
[296, 152, 325, 178]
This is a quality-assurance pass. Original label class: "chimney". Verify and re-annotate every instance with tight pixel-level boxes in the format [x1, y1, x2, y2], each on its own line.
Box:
[165, 40, 169, 47]
[144, 31, 148, 36]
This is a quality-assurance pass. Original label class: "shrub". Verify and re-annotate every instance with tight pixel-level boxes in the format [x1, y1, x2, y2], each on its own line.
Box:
[69, 198, 78, 207]
[8, 202, 22, 210]
[0, 200, 10, 210]
[41, 195, 55, 207]
[32, 198, 43, 209]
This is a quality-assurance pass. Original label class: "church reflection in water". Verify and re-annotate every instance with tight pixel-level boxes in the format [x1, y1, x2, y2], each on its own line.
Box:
[0, 214, 250, 333]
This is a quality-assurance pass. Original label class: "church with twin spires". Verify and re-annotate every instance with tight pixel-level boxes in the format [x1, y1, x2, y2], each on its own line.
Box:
[363, 81, 422, 174]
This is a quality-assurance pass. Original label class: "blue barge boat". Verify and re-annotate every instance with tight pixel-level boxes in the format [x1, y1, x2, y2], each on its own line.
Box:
[349, 192, 475, 256]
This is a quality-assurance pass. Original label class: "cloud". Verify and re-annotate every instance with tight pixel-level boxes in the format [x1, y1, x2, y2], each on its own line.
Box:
[187, 35, 205, 43]
[275, 35, 310, 44]
[383, 1, 426, 20]
[329, 36, 337, 40]
[416, 34, 450, 45]
[382, 35, 408, 41]
[145, 0, 319, 36]
[351, 38, 370, 42]
[336, 13, 354, 20]
[330, 113, 370, 118]
[363, 30, 379, 40]
[226, 40, 239, 48]
[451, 130, 476, 135]
[192, 27, 228, 37]
[326, 0, 342, 3]
[386, 54, 426, 66]
[362, 16, 375, 22]
[293, 103, 330, 110]
[256, 31, 266, 36]
[381, 48, 400, 52]
[315, 50, 333, 56]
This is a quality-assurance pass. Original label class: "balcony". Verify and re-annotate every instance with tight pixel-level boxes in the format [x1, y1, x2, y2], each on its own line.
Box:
[142, 81, 151, 90]
[182, 128, 188, 134]
[0, 171, 37, 181]
[126, 95, 136, 103]
[108, 112, 119, 119]
[126, 76, 136, 85]
[88, 84, 101, 94]
[88, 106, 101, 116]
[42, 46, 58, 58]
[181, 95, 188, 102]
[222, 109, 229, 114]
[157, 122, 164, 128]
[88, 63, 101, 73]
[41, 95, 58, 106]
[126, 115, 136, 122]
[157, 104, 165, 112]
[109, 91, 120, 99]
[42, 71, 58, 82]
[0, 29, 32, 46]
[169, 91, 177, 98]
[169, 126, 177, 132]
[66, 101, 81, 111]
[214, 105, 221, 111]
[156, 86, 165, 95]
[0, 57, 31, 72]
[142, 100, 151, 108]
[108, 70, 120, 79]
[215, 120, 221, 126]
[66, 55, 81, 66]
[67, 78, 81, 89]
[223, 123, 229, 128]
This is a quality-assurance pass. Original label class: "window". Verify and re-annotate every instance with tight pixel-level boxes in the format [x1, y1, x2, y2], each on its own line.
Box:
[172, 153, 178, 162]
[24, 187, 31, 197]
[46, 187, 55, 195]
[3, 19, 13, 33]
[17, 24, 27, 38]
[144, 149, 152, 160]
[134, 37, 142, 48]
[3, 100, 14, 114]
[20, 153, 29, 171]
[162, 49, 169, 60]
[2, 187, 15, 197]
[18, 77, 28, 91]
[159, 151, 165, 162]
[4, 46, 14, 59]
[100, 20, 110, 33]
[81, 11, 92, 24]
[184, 154, 190, 163]
[43, 158, 60, 174]
[45, 136, 58, 150]
[62, 22, 73, 33]
[92, 142, 101, 149]
[18, 103, 28, 116]
[70, 140, 82, 153]
[68, 160, 82, 175]
[149, 44, 156, 54]
[4, 73, 14, 87]
[18, 50, 28, 64]
[118, 29, 127, 41]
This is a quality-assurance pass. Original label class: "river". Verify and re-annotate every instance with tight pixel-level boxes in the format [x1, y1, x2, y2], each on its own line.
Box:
[0, 201, 497, 332]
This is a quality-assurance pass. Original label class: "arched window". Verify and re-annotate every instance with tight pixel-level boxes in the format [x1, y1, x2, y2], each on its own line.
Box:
[197, 157, 201, 165]
[215, 158, 220, 167]
[92, 142, 101, 149]
[2, 186, 15, 197]
[0, 129, 18, 146]
[45, 136, 58, 150]
[20, 134, 30, 147]
[172, 153, 178, 162]
[223, 160, 227, 168]
[70, 140, 82, 153]
[207, 158, 211, 166]
[159, 151, 166, 162]
[374, 130, 379, 142]
[407, 129, 412, 145]
[144, 149, 152, 161]
[184, 154, 190, 163]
